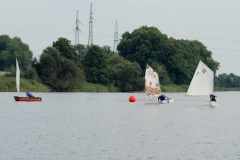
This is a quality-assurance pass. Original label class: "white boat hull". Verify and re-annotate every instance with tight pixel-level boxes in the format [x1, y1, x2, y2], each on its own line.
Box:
[204, 101, 219, 106]
[158, 98, 174, 104]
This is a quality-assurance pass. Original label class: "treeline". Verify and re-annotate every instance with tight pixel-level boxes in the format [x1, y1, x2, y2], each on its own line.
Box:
[117, 26, 220, 85]
[0, 35, 143, 91]
[0, 26, 237, 92]
[215, 73, 240, 88]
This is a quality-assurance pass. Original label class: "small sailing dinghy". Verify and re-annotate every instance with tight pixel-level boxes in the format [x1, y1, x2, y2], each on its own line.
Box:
[14, 58, 42, 102]
[145, 64, 174, 104]
[186, 60, 219, 106]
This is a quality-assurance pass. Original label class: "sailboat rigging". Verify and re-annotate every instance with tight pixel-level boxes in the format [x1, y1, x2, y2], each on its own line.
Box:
[14, 58, 42, 102]
[145, 64, 174, 104]
[16, 58, 20, 93]
[186, 60, 219, 106]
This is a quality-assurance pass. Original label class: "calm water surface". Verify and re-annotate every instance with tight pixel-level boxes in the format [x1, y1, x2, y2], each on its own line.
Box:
[0, 92, 240, 160]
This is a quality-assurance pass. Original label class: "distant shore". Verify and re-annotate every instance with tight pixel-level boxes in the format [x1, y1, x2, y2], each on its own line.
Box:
[0, 76, 239, 92]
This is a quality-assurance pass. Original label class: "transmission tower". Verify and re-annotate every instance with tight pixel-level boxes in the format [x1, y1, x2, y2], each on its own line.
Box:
[74, 10, 81, 46]
[113, 21, 118, 53]
[88, 3, 93, 47]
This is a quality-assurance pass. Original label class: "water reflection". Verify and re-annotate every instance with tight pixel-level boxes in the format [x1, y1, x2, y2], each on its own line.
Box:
[144, 102, 159, 106]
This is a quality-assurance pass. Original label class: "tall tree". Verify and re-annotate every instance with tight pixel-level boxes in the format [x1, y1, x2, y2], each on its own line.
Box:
[107, 54, 143, 91]
[37, 47, 85, 91]
[118, 26, 169, 74]
[0, 35, 32, 71]
[82, 45, 109, 85]
[150, 61, 171, 85]
[53, 37, 80, 65]
[101, 45, 114, 56]
[74, 44, 87, 59]
[117, 26, 220, 85]
[216, 73, 240, 88]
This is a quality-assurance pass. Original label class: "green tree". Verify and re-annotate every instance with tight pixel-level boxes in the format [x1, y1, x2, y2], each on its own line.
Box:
[118, 26, 220, 85]
[82, 45, 109, 85]
[101, 45, 114, 56]
[163, 38, 189, 84]
[150, 61, 171, 85]
[74, 44, 87, 59]
[23, 67, 40, 82]
[206, 58, 220, 74]
[0, 35, 32, 71]
[107, 54, 143, 91]
[37, 47, 85, 91]
[216, 73, 240, 88]
[217, 73, 227, 87]
[53, 37, 80, 65]
[118, 26, 169, 75]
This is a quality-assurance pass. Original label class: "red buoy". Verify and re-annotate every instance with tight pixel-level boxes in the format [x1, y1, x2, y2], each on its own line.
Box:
[129, 96, 136, 102]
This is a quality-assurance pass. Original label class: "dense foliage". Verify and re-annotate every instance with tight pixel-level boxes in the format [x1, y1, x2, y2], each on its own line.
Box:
[215, 73, 240, 88]
[74, 44, 87, 59]
[53, 38, 81, 66]
[107, 54, 143, 91]
[117, 26, 220, 85]
[0, 35, 32, 71]
[82, 45, 109, 85]
[3, 24, 240, 92]
[35, 38, 85, 91]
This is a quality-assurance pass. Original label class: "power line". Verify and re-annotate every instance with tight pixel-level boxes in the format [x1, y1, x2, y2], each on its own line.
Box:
[94, 14, 240, 34]
[0, 24, 73, 32]
[208, 47, 240, 52]
[1, 8, 240, 57]
[213, 53, 240, 58]
[2, 9, 240, 34]
[8, 30, 240, 54]
[94, 12, 240, 26]
[0, 9, 238, 43]
[2, 8, 240, 26]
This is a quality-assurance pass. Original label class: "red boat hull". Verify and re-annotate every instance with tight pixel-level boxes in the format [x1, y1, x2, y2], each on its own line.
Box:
[14, 96, 42, 102]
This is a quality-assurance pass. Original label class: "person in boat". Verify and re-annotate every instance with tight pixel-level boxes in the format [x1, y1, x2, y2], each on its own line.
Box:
[158, 94, 168, 101]
[26, 90, 35, 98]
[210, 92, 217, 101]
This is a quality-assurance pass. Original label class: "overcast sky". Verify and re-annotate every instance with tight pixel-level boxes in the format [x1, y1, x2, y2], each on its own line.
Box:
[1, 0, 240, 75]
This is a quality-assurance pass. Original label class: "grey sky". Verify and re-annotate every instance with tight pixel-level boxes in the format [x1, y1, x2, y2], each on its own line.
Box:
[1, 0, 240, 75]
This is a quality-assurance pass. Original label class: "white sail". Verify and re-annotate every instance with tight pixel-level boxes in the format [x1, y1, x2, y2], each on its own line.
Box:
[186, 60, 214, 96]
[16, 58, 20, 93]
[145, 64, 161, 98]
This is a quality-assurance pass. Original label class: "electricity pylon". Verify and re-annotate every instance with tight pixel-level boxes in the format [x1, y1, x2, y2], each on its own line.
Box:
[88, 3, 93, 47]
[113, 21, 118, 53]
[74, 10, 81, 46]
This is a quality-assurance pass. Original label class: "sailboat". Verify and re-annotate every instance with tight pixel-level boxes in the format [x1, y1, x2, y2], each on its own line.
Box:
[145, 64, 174, 104]
[14, 58, 42, 102]
[186, 60, 219, 106]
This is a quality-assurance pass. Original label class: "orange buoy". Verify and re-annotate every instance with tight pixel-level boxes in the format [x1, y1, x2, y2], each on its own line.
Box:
[129, 96, 136, 102]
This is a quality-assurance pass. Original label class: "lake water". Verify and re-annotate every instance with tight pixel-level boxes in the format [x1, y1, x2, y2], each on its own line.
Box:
[1, 91, 240, 160]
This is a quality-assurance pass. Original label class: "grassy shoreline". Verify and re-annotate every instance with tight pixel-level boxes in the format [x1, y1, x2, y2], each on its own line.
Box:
[0, 76, 49, 92]
[0, 76, 239, 92]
